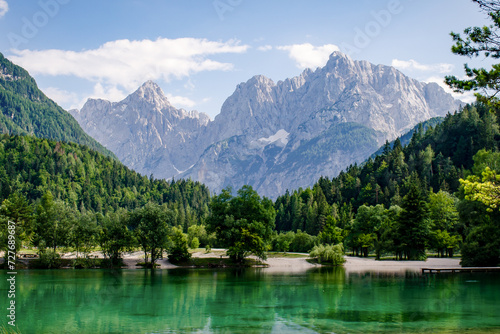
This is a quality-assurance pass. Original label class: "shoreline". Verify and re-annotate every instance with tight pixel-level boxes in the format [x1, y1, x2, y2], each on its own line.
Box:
[2, 250, 463, 273]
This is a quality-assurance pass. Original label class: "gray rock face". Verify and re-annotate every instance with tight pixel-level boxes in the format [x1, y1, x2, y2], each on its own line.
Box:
[72, 52, 462, 198]
[71, 81, 210, 179]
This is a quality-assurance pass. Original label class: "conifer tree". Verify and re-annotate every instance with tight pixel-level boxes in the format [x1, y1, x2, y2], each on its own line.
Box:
[397, 174, 430, 260]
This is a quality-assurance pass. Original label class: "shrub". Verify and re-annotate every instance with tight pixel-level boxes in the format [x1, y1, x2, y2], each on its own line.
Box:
[72, 257, 98, 269]
[309, 243, 345, 266]
[290, 230, 316, 253]
[35, 250, 62, 269]
[189, 237, 200, 250]
[168, 227, 191, 264]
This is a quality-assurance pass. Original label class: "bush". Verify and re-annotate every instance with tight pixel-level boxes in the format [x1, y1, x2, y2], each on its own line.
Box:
[461, 223, 500, 267]
[309, 244, 345, 266]
[34, 250, 62, 269]
[189, 237, 200, 250]
[72, 257, 98, 269]
[168, 227, 191, 264]
[271, 231, 294, 252]
[290, 230, 316, 253]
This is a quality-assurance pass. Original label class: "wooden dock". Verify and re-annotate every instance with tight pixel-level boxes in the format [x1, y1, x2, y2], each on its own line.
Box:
[422, 267, 500, 274]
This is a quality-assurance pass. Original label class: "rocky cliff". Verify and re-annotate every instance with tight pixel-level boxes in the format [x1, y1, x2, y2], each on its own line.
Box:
[72, 52, 462, 198]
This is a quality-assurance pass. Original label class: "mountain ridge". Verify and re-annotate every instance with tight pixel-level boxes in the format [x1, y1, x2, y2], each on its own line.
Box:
[0, 52, 117, 159]
[72, 51, 463, 198]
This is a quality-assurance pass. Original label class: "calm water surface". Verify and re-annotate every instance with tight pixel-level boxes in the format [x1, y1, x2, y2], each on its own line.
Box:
[2, 267, 500, 333]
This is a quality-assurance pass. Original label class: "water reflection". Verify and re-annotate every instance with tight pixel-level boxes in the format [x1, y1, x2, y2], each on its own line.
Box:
[5, 268, 500, 333]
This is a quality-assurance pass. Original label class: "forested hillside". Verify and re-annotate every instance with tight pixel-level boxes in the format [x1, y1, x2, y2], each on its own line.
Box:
[0, 134, 211, 226]
[0, 53, 116, 159]
[273, 103, 500, 265]
[0, 134, 213, 267]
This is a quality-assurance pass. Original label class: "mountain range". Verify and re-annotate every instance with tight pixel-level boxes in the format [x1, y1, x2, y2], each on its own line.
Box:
[70, 52, 462, 198]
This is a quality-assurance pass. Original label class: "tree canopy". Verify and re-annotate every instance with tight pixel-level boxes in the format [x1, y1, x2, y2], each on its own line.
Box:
[207, 185, 275, 262]
[445, 1, 500, 112]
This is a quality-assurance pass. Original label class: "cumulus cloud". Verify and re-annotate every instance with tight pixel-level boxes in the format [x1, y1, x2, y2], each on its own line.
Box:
[91, 83, 127, 103]
[43, 84, 128, 110]
[0, 0, 8, 18]
[425, 76, 476, 103]
[391, 59, 454, 74]
[9, 37, 250, 91]
[43, 87, 82, 109]
[257, 45, 272, 52]
[166, 94, 197, 109]
[277, 43, 340, 69]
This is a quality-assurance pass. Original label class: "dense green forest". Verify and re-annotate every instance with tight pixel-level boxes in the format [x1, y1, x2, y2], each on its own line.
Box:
[0, 134, 210, 217]
[273, 103, 500, 265]
[0, 52, 116, 159]
[0, 134, 212, 267]
[369, 117, 444, 159]
[2, 102, 499, 267]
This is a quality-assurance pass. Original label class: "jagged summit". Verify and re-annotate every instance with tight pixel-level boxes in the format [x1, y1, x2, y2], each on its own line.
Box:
[73, 52, 463, 198]
[124, 80, 172, 110]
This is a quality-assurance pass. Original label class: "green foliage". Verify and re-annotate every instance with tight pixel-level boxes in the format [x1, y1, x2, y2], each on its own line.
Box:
[271, 230, 319, 253]
[428, 191, 461, 257]
[318, 216, 344, 245]
[34, 191, 76, 252]
[207, 185, 276, 261]
[130, 203, 172, 265]
[461, 167, 500, 212]
[397, 175, 430, 260]
[289, 230, 317, 253]
[430, 229, 462, 258]
[0, 133, 209, 268]
[459, 149, 500, 266]
[0, 134, 211, 224]
[72, 257, 99, 269]
[168, 226, 191, 263]
[271, 231, 293, 252]
[309, 244, 345, 266]
[99, 209, 134, 266]
[0, 191, 33, 252]
[189, 237, 200, 249]
[461, 221, 500, 267]
[71, 212, 99, 258]
[0, 52, 115, 158]
[429, 191, 460, 231]
[36, 249, 62, 269]
[445, 1, 500, 112]
[348, 204, 385, 257]
[273, 102, 500, 263]
[187, 224, 214, 247]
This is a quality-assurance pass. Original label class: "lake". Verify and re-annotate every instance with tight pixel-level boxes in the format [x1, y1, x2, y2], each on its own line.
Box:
[3, 267, 500, 333]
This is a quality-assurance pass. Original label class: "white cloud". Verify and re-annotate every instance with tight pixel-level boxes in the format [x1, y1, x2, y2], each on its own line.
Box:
[43, 86, 82, 109]
[277, 43, 340, 69]
[425, 76, 476, 104]
[0, 0, 8, 18]
[42, 84, 128, 110]
[257, 45, 272, 52]
[91, 83, 127, 103]
[8, 37, 250, 91]
[391, 59, 454, 74]
[166, 94, 196, 109]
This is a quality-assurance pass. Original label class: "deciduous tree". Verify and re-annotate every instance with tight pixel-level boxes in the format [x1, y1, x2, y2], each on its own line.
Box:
[207, 186, 275, 262]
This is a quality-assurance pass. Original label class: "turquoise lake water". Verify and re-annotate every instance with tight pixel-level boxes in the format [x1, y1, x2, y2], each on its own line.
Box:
[1, 267, 500, 333]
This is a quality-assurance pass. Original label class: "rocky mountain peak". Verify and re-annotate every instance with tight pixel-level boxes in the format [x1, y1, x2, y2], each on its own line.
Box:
[325, 51, 355, 69]
[125, 80, 172, 110]
[74, 52, 463, 198]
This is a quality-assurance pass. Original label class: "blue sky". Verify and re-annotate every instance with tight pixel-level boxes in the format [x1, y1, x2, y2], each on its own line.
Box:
[0, 0, 493, 118]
